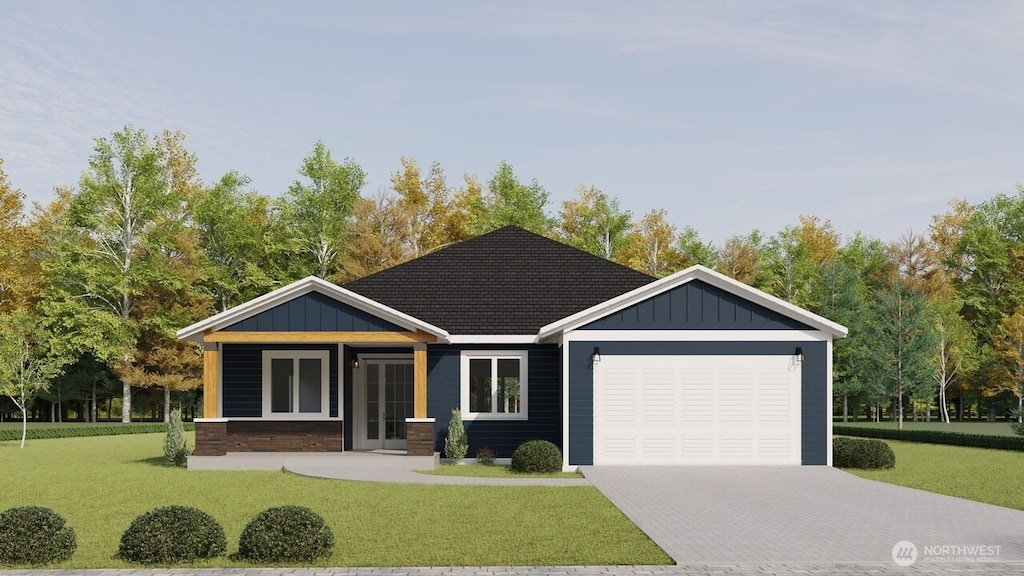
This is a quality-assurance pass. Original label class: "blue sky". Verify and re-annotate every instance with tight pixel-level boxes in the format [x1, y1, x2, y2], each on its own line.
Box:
[1, 1, 1022, 245]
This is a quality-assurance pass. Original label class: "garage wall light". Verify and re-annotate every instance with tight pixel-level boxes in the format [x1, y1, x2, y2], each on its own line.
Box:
[592, 347, 601, 364]
[352, 357, 360, 370]
[794, 347, 804, 363]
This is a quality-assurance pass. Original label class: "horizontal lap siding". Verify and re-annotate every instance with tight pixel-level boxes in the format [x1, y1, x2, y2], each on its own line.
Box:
[581, 280, 812, 330]
[427, 345, 561, 458]
[222, 292, 408, 332]
[568, 341, 827, 465]
[221, 343, 339, 418]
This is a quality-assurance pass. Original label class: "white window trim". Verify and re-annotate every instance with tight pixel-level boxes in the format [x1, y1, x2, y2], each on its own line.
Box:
[261, 350, 332, 419]
[460, 350, 528, 421]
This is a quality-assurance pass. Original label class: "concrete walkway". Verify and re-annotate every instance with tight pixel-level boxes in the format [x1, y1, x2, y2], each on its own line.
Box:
[583, 466, 1024, 564]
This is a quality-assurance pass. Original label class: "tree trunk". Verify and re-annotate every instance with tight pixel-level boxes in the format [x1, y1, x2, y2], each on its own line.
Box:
[163, 388, 171, 423]
[957, 395, 964, 421]
[122, 381, 132, 422]
[842, 395, 848, 423]
[988, 403, 996, 423]
[91, 381, 97, 422]
[926, 399, 931, 422]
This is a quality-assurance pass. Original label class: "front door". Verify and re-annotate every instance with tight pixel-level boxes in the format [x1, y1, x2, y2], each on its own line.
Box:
[358, 359, 415, 450]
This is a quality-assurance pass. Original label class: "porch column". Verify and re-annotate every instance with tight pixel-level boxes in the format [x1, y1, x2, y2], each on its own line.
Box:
[414, 344, 427, 418]
[202, 341, 220, 418]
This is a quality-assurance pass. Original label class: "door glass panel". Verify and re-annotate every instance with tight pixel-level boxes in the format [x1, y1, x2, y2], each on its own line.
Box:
[469, 358, 492, 413]
[270, 358, 293, 413]
[366, 364, 379, 440]
[497, 358, 520, 414]
[385, 363, 414, 440]
[298, 358, 322, 413]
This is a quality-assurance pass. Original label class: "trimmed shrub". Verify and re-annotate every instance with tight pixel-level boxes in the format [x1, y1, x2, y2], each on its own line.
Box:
[833, 437, 896, 469]
[237, 505, 334, 562]
[833, 425, 1024, 452]
[164, 408, 191, 466]
[511, 439, 562, 473]
[118, 505, 225, 564]
[444, 408, 468, 463]
[0, 423, 195, 443]
[0, 506, 76, 565]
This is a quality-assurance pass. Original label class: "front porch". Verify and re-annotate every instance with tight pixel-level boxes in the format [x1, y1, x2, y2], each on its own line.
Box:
[187, 449, 439, 471]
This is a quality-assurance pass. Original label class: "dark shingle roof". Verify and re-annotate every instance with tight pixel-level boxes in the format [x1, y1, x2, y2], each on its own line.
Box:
[343, 226, 656, 335]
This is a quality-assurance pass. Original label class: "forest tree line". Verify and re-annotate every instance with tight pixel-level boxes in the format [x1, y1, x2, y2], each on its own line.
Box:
[2, 125, 1024, 427]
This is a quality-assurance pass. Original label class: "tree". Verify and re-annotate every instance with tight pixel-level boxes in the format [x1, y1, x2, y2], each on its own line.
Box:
[190, 171, 280, 311]
[676, 226, 717, 268]
[389, 157, 466, 256]
[281, 141, 365, 278]
[889, 229, 944, 297]
[444, 408, 468, 463]
[761, 216, 840, 308]
[991, 308, 1024, 420]
[620, 209, 685, 277]
[557, 186, 632, 259]
[0, 158, 36, 314]
[465, 161, 552, 235]
[862, 281, 938, 429]
[0, 310, 67, 447]
[930, 294, 975, 423]
[340, 191, 413, 280]
[809, 261, 865, 422]
[716, 231, 765, 286]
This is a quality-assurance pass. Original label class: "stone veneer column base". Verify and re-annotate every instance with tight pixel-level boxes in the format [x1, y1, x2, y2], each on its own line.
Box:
[405, 418, 436, 456]
[194, 419, 228, 456]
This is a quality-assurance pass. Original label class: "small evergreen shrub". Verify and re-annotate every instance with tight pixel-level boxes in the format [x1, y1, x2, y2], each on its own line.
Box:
[444, 408, 468, 463]
[476, 445, 496, 465]
[833, 437, 896, 469]
[164, 408, 190, 466]
[511, 439, 562, 473]
[0, 506, 76, 565]
[237, 505, 334, 562]
[118, 505, 226, 563]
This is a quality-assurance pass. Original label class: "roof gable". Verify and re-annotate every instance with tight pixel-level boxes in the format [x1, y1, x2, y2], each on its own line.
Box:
[539, 265, 849, 339]
[222, 291, 409, 333]
[343, 226, 655, 335]
[581, 279, 814, 331]
[177, 276, 449, 342]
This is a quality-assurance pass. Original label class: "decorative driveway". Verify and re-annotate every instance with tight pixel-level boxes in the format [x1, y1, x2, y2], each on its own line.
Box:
[582, 465, 1024, 565]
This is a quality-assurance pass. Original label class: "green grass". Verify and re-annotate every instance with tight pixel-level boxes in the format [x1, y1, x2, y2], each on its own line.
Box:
[418, 465, 583, 478]
[0, 421, 169, 430]
[844, 439, 1024, 511]
[0, 434, 669, 568]
[834, 420, 1017, 437]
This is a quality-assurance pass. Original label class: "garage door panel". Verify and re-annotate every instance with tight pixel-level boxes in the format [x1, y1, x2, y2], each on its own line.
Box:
[595, 355, 801, 465]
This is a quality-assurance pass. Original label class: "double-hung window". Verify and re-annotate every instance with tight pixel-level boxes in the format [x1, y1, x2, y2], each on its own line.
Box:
[460, 351, 528, 420]
[262, 350, 330, 419]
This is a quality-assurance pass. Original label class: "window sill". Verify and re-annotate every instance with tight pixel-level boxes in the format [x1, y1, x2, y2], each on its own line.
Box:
[461, 413, 529, 422]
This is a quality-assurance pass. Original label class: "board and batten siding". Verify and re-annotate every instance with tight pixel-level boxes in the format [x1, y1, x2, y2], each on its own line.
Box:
[221, 343, 340, 418]
[427, 344, 561, 457]
[568, 340, 827, 465]
[581, 279, 813, 331]
[222, 291, 408, 332]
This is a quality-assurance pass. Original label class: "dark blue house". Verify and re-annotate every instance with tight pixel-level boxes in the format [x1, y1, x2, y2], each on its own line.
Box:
[178, 226, 848, 468]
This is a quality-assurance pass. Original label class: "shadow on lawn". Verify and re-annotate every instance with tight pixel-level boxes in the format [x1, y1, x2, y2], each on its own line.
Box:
[131, 455, 180, 468]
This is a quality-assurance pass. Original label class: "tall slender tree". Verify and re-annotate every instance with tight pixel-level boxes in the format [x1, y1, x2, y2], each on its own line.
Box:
[557, 186, 632, 260]
[465, 161, 552, 235]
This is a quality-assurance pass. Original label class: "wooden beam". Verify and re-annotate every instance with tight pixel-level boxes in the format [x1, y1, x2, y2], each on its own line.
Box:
[202, 343, 220, 418]
[414, 346, 428, 419]
[203, 330, 438, 344]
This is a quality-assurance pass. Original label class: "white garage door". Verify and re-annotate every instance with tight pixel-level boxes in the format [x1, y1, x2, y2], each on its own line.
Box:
[595, 355, 801, 465]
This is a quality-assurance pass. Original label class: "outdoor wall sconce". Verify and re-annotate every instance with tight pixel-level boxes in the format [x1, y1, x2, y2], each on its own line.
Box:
[352, 357, 360, 369]
[592, 347, 601, 364]
[794, 347, 804, 363]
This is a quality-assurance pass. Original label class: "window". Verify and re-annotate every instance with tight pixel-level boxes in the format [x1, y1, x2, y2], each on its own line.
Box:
[460, 351, 528, 420]
[262, 350, 331, 419]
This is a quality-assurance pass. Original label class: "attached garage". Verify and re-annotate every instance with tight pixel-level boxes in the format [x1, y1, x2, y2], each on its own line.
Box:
[539, 265, 848, 468]
[594, 354, 801, 465]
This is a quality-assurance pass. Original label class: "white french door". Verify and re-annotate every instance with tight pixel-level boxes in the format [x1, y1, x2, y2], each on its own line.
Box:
[356, 358, 415, 450]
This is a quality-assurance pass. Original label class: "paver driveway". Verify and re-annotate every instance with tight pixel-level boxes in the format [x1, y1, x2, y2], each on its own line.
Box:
[583, 466, 1024, 564]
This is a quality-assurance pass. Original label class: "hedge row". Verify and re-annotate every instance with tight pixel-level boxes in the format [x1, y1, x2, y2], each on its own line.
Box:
[0, 423, 195, 443]
[833, 425, 1024, 452]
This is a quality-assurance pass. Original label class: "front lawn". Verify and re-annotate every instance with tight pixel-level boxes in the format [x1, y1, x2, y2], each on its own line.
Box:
[844, 439, 1024, 511]
[0, 434, 670, 568]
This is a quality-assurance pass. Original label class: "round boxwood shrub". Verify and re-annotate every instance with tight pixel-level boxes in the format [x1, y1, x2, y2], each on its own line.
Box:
[511, 439, 562, 473]
[118, 505, 225, 564]
[833, 437, 896, 469]
[237, 505, 334, 562]
[0, 506, 76, 564]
